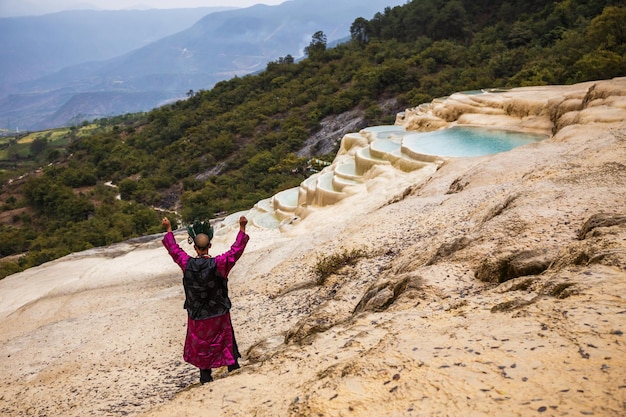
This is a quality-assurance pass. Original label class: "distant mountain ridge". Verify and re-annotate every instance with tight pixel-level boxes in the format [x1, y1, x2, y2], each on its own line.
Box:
[0, 0, 405, 131]
[0, 8, 231, 89]
[0, 7, 231, 130]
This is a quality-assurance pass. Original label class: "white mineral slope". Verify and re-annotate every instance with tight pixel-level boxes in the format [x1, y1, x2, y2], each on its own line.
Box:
[0, 78, 625, 417]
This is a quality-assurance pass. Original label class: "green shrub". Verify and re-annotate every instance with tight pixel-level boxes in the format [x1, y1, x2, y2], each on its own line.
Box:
[0, 260, 22, 280]
[314, 247, 368, 285]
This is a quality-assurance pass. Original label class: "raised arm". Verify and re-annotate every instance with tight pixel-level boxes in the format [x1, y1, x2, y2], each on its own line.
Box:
[161, 217, 190, 271]
[215, 216, 249, 278]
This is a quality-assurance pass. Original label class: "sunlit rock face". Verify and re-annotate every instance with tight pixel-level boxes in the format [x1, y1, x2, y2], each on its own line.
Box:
[220, 77, 626, 234]
[397, 77, 626, 135]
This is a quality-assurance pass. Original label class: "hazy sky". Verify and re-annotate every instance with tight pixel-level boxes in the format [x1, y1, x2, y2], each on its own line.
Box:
[0, 0, 288, 17]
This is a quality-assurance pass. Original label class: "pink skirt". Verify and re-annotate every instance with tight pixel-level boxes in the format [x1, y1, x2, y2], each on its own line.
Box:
[183, 313, 236, 369]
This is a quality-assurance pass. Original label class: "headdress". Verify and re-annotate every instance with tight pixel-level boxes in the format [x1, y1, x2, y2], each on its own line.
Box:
[187, 220, 214, 245]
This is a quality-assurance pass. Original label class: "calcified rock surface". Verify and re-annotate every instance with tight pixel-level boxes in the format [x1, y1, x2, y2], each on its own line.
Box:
[1, 78, 625, 417]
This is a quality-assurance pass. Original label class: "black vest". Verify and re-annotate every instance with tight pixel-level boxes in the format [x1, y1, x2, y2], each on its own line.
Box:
[183, 257, 231, 320]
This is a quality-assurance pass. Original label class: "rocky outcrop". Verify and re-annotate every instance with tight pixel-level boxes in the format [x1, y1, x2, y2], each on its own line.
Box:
[577, 212, 626, 240]
[398, 77, 626, 136]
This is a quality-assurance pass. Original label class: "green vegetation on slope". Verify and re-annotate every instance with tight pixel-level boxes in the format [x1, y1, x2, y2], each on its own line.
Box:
[0, 0, 624, 278]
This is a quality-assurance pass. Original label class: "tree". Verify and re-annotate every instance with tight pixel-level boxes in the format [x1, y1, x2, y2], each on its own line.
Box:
[304, 31, 327, 59]
[586, 6, 626, 50]
[278, 54, 295, 64]
[351, 17, 370, 46]
[30, 137, 48, 157]
[118, 178, 139, 201]
[22, 175, 94, 222]
[432, 0, 468, 41]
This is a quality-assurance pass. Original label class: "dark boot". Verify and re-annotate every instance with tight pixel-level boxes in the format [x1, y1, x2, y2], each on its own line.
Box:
[228, 361, 240, 372]
[200, 369, 213, 384]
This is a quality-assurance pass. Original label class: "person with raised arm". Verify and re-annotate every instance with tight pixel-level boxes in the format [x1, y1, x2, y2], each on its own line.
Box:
[161, 216, 249, 384]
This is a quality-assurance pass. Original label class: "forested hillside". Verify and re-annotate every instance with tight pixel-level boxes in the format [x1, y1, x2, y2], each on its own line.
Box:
[0, 0, 624, 278]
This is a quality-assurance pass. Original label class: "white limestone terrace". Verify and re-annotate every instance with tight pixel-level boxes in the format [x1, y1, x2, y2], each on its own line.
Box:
[215, 77, 626, 235]
[215, 124, 440, 235]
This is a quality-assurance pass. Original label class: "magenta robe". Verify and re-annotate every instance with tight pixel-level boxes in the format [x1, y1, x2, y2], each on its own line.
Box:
[162, 230, 249, 369]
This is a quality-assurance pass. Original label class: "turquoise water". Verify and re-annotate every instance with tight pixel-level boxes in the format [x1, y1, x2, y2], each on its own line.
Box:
[403, 126, 547, 157]
[362, 125, 406, 133]
[275, 188, 299, 207]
